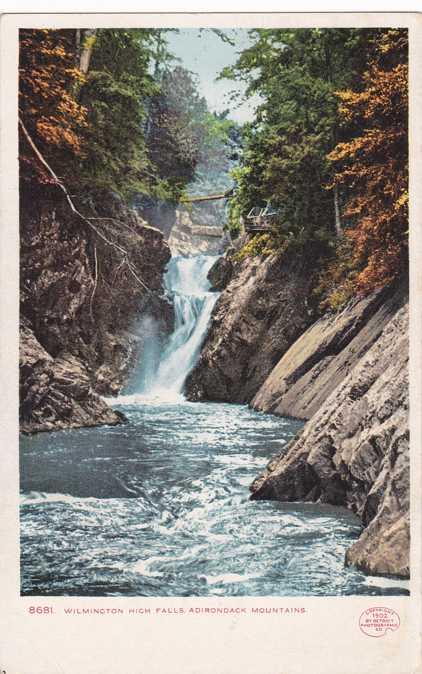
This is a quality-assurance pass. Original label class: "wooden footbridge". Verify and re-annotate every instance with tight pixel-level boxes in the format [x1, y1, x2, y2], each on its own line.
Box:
[180, 189, 278, 235]
[180, 187, 234, 204]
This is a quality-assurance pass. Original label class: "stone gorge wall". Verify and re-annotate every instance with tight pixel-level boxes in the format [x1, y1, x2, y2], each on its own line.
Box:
[20, 196, 172, 433]
[185, 252, 316, 403]
[251, 298, 409, 577]
[168, 207, 226, 256]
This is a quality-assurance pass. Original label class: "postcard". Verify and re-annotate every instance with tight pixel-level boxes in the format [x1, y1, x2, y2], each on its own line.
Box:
[0, 11, 421, 674]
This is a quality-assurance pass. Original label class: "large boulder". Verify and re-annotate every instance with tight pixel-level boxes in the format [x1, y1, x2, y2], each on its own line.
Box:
[207, 255, 234, 291]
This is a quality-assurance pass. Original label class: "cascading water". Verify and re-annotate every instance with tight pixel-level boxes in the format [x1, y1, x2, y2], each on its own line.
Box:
[129, 254, 219, 399]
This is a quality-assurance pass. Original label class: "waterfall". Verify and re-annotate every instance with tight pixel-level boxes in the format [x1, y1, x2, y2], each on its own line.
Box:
[128, 255, 219, 401]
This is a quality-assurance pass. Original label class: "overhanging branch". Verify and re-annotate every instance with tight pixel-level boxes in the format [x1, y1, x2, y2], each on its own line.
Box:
[19, 117, 151, 294]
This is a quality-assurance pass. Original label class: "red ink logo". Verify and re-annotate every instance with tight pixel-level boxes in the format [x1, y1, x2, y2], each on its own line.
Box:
[359, 607, 400, 637]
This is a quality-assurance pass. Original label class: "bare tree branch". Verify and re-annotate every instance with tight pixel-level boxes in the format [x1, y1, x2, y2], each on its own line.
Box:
[89, 244, 99, 322]
[19, 117, 151, 294]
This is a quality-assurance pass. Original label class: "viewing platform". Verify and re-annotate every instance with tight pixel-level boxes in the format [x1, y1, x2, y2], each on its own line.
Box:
[244, 204, 279, 234]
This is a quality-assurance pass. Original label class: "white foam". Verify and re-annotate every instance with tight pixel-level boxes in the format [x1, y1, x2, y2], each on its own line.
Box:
[20, 491, 82, 505]
[363, 575, 410, 591]
[132, 557, 163, 578]
[105, 391, 186, 406]
[204, 572, 259, 585]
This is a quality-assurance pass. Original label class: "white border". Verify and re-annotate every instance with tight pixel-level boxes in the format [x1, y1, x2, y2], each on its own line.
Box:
[1, 13, 421, 674]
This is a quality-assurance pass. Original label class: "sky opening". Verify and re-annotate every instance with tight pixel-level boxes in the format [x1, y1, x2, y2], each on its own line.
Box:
[166, 28, 260, 124]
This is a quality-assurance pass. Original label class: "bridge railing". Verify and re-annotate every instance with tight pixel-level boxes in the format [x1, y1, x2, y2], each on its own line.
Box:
[245, 204, 280, 232]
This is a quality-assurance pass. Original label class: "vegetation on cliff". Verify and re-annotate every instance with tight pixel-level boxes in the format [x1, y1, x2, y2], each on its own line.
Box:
[222, 28, 408, 308]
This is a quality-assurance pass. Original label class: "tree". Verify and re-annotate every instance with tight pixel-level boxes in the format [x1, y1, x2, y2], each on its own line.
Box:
[19, 29, 87, 189]
[76, 29, 161, 203]
[222, 28, 377, 251]
[146, 66, 209, 196]
[327, 29, 408, 295]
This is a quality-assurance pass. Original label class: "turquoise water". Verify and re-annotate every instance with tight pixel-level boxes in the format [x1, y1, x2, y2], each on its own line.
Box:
[20, 399, 409, 597]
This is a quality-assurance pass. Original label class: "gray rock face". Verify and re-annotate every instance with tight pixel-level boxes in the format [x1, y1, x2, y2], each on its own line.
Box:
[20, 325, 123, 434]
[168, 208, 225, 256]
[252, 284, 407, 420]
[185, 253, 315, 403]
[250, 299, 409, 578]
[207, 255, 234, 291]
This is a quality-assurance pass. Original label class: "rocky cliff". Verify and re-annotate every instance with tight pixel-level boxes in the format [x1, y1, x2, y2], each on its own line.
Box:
[20, 192, 172, 434]
[251, 283, 406, 420]
[251, 292, 409, 577]
[185, 252, 316, 403]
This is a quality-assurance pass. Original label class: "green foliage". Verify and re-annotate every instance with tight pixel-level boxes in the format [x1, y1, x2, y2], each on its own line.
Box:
[146, 66, 209, 199]
[223, 28, 378, 255]
[77, 29, 160, 201]
[146, 69, 241, 210]
[235, 233, 278, 261]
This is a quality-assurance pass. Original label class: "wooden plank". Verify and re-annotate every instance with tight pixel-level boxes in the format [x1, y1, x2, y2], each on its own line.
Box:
[245, 225, 272, 232]
[180, 188, 234, 204]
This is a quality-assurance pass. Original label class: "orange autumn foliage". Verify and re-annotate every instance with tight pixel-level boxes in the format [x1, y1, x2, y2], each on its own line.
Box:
[327, 29, 408, 296]
[19, 29, 87, 186]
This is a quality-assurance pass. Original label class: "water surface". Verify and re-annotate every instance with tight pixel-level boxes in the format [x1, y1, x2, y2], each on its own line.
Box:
[20, 400, 408, 596]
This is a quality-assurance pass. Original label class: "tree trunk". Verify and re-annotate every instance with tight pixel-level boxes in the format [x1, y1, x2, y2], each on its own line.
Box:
[75, 29, 81, 61]
[79, 29, 97, 75]
[334, 184, 342, 236]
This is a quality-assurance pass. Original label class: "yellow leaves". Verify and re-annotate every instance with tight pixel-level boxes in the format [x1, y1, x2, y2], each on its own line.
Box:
[394, 191, 408, 212]
[235, 233, 277, 261]
[83, 34, 97, 50]
[378, 29, 408, 56]
[20, 29, 88, 177]
[322, 29, 408, 299]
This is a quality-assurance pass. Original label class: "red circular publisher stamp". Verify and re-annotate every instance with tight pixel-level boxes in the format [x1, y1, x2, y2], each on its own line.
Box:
[359, 607, 400, 637]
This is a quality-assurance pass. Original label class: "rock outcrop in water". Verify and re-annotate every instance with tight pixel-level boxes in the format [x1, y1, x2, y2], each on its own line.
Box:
[251, 292, 409, 578]
[20, 193, 171, 434]
[20, 322, 124, 434]
[185, 252, 316, 403]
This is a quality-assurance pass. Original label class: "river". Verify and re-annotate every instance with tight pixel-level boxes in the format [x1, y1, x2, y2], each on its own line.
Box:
[20, 255, 409, 597]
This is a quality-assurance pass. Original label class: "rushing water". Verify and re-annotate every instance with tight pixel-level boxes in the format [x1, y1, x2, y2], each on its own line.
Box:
[127, 255, 220, 397]
[20, 255, 409, 597]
